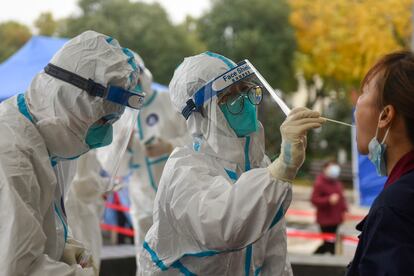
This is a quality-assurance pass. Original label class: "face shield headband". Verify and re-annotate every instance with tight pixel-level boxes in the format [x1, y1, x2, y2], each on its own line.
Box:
[44, 63, 145, 110]
[181, 59, 290, 120]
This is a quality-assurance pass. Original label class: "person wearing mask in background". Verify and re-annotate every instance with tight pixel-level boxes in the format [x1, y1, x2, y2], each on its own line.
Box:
[138, 52, 325, 275]
[347, 51, 414, 275]
[0, 30, 144, 275]
[311, 160, 347, 255]
[124, 52, 190, 271]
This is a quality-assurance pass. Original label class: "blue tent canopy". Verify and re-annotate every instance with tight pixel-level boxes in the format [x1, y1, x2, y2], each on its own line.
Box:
[357, 154, 386, 206]
[0, 35, 168, 102]
[0, 36, 67, 101]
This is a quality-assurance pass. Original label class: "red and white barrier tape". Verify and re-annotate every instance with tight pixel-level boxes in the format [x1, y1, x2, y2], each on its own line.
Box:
[105, 202, 365, 222]
[103, 203, 360, 243]
[105, 202, 130, 212]
[286, 209, 365, 221]
[100, 223, 134, 237]
[287, 229, 358, 244]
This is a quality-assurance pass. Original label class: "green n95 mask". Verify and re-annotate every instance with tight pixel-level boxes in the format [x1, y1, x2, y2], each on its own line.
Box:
[220, 92, 259, 137]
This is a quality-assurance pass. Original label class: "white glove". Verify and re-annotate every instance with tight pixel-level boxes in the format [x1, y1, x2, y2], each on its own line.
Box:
[61, 238, 95, 271]
[268, 107, 325, 182]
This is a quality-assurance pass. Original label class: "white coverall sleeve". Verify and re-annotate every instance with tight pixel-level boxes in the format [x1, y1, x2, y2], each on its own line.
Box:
[70, 151, 108, 203]
[167, 164, 291, 251]
[0, 168, 94, 276]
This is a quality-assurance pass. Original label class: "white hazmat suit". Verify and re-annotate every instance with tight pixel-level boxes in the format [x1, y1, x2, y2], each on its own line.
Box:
[0, 31, 140, 275]
[138, 52, 324, 275]
[126, 54, 189, 255]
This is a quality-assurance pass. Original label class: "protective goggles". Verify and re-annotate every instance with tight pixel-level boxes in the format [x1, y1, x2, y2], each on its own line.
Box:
[217, 83, 263, 115]
[44, 63, 145, 110]
[181, 59, 283, 120]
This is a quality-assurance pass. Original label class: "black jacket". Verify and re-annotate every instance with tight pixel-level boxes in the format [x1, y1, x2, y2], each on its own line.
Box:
[346, 170, 414, 276]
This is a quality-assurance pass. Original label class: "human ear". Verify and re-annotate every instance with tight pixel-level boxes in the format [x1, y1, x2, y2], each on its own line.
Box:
[378, 105, 395, 128]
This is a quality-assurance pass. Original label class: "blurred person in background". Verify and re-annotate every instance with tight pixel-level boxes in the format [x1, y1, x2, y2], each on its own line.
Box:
[114, 52, 190, 273]
[347, 51, 414, 275]
[311, 160, 347, 255]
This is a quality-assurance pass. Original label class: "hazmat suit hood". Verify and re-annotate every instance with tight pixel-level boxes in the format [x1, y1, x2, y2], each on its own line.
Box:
[25, 30, 139, 160]
[169, 52, 266, 171]
[133, 51, 153, 97]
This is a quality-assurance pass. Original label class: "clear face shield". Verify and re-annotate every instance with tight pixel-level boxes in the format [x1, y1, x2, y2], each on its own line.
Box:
[44, 63, 143, 188]
[181, 60, 289, 156]
[86, 106, 141, 190]
[96, 108, 138, 189]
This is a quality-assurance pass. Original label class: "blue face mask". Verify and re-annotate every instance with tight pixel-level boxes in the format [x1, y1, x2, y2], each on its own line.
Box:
[85, 123, 113, 149]
[220, 96, 258, 137]
[367, 112, 390, 176]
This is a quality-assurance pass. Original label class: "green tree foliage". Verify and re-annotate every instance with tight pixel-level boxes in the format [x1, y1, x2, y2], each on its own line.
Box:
[289, 0, 411, 89]
[35, 12, 58, 36]
[58, 0, 205, 84]
[0, 21, 31, 62]
[198, 0, 297, 91]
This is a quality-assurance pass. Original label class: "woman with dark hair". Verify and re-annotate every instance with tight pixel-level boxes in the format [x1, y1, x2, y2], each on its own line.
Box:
[347, 51, 414, 275]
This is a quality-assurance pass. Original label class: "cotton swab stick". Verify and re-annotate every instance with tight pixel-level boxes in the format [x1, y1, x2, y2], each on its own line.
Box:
[321, 117, 353, 127]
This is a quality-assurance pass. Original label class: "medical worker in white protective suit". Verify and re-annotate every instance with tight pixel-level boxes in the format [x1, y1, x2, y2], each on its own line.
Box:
[65, 150, 109, 274]
[0, 30, 144, 275]
[138, 52, 325, 275]
[125, 53, 190, 256]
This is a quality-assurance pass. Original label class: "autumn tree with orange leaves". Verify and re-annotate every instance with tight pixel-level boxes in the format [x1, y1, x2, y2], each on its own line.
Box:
[289, 0, 412, 92]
